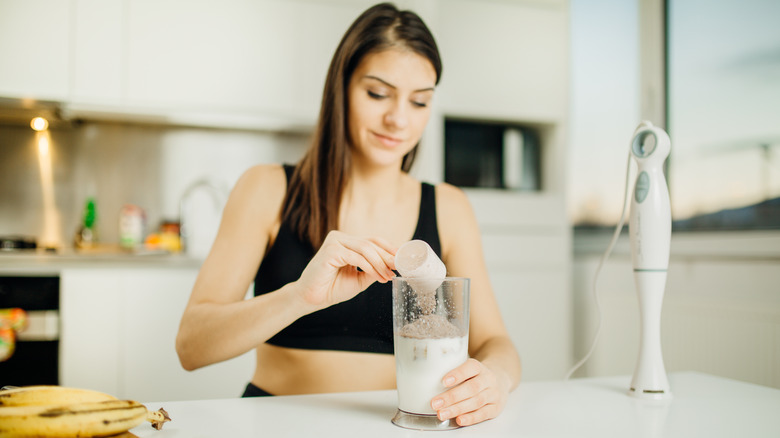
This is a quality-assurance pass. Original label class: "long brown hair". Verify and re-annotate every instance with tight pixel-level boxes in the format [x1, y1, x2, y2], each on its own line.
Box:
[282, 2, 442, 248]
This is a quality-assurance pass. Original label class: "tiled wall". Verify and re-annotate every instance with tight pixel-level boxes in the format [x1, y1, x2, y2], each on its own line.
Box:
[0, 122, 309, 253]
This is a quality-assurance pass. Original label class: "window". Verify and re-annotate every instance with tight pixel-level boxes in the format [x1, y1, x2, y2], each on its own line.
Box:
[568, 0, 640, 229]
[569, 0, 780, 231]
[667, 0, 780, 230]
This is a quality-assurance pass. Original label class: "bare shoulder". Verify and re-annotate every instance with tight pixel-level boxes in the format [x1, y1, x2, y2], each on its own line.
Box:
[233, 164, 286, 201]
[235, 163, 287, 193]
[434, 182, 474, 217]
[225, 163, 288, 226]
[433, 183, 480, 261]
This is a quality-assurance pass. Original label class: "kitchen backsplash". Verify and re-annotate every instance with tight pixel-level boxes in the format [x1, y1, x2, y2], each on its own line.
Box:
[0, 122, 309, 254]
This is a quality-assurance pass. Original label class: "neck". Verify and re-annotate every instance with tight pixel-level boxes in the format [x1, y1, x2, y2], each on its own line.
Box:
[348, 163, 404, 199]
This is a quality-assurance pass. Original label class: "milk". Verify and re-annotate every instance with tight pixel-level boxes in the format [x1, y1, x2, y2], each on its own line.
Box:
[394, 335, 469, 415]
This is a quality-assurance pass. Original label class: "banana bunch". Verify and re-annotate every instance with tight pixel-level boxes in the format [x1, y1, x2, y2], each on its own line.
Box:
[0, 386, 170, 437]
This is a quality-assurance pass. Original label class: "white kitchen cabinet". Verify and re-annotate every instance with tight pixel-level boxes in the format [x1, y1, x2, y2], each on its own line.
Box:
[118, 269, 254, 402]
[489, 267, 571, 381]
[70, 0, 124, 104]
[120, 0, 363, 122]
[469, 190, 573, 382]
[2, 0, 568, 131]
[0, 0, 71, 101]
[60, 267, 254, 402]
[60, 270, 123, 396]
[435, 0, 568, 121]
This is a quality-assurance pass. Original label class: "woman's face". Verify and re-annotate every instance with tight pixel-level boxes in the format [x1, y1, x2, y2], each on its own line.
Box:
[347, 48, 437, 169]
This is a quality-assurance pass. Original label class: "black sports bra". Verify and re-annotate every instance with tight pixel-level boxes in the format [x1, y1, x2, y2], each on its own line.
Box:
[253, 165, 441, 354]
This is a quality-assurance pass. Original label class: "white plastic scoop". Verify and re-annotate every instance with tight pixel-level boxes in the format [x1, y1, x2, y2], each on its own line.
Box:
[395, 240, 446, 279]
[394, 240, 446, 313]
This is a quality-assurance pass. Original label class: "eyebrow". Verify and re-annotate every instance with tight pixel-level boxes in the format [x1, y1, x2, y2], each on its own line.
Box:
[363, 75, 435, 93]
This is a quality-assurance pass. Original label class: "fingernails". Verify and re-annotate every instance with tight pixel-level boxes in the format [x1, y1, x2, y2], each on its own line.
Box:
[438, 409, 450, 420]
[443, 376, 455, 387]
[432, 398, 443, 409]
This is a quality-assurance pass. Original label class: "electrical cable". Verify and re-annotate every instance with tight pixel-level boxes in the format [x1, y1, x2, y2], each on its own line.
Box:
[564, 152, 633, 380]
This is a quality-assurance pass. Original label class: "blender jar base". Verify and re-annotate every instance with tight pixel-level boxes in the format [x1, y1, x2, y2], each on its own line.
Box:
[391, 409, 460, 431]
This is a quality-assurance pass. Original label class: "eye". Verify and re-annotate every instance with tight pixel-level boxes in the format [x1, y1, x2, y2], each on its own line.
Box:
[368, 90, 387, 100]
[411, 101, 428, 108]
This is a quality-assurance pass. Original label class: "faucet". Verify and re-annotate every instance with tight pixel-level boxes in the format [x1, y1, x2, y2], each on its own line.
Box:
[179, 178, 227, 254]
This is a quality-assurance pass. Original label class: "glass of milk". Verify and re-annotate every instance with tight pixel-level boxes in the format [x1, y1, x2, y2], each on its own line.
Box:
[391, 277, 470, 430]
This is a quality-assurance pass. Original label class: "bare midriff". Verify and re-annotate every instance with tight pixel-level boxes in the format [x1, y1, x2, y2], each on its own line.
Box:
[251, 343, 396, 395]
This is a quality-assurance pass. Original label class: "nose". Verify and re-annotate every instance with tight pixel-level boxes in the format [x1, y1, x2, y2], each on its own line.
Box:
[383, 100, 409, 130]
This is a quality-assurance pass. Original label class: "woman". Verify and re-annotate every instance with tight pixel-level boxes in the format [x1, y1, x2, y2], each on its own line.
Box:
[176, 2, 521, 427]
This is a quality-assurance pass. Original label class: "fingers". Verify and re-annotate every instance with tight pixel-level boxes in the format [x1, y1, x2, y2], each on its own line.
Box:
[336, 246, 394, 283]
[322, 232, 395, 282]
[368, 236, 398, 268]
[432, 358, 507, 427]
[338, 236, 395, 282]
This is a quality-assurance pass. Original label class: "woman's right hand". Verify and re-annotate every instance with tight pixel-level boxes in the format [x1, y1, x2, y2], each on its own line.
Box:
[294, 231, 397, 311]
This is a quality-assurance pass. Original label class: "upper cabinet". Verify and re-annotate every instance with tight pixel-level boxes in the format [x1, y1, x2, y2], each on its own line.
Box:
[1, 0, 568, 130]
[120, 0, 360, 122]
[0, 0, 71, 101]
[1, 0, 371, 130]
[71, 0, 124, 104]
[64, 0, 371, 130]
[435, 0, 568, 122]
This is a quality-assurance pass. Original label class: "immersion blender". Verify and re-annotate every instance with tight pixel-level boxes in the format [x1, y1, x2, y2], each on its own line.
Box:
[628, 121, 673, 399]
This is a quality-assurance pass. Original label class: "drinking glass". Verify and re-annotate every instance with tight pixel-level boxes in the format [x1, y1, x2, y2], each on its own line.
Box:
[391, 277, 470, 430]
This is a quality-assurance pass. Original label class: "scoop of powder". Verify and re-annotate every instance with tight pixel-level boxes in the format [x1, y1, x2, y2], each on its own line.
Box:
[399, 314, 462, 339]
[416, 291, 436, 315]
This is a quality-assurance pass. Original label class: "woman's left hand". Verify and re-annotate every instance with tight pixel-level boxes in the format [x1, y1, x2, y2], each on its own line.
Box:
[431, 358, 510, 427]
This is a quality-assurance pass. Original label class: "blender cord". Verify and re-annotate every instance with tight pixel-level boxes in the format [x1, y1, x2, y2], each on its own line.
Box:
[564, 152, 633, 380]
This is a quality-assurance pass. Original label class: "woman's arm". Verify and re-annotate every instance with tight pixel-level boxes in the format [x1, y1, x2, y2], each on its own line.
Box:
[432, 183, 522, 426]
[175, 165, 397, 371]
[176, 164, 298, 370]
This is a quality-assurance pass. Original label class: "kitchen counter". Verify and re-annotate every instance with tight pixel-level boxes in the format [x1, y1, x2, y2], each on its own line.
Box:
[0, 251, 202, 274]
[128, 372, 780, 437]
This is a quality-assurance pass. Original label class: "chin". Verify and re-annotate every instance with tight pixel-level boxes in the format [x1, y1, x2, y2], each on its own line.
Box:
[354, 147, 405, 168]
[374, 151, 410, 168]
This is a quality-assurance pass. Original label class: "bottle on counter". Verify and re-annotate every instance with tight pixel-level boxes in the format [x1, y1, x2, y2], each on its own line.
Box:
[119, 204, 146, 251]
[74, 197, 98, 249]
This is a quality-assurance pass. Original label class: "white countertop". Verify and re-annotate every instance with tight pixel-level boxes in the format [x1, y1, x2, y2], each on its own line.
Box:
[128, 372, 780, 437]
[0, 251, 202, 274]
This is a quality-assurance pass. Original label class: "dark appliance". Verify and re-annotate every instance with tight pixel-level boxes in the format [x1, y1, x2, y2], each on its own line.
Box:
[0, 236, 37, 251]
[444, 118, 541, 191]
[0, 276, 60, 386]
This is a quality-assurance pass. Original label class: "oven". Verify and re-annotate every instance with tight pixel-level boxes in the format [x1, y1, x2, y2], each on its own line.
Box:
[0, 275, 60, 386]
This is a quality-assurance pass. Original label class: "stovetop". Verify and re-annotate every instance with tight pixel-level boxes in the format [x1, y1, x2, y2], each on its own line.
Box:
[0, 236, 38, 251]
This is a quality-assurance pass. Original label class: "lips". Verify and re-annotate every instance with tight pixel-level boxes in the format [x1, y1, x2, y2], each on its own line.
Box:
[373, 132, 403, 148]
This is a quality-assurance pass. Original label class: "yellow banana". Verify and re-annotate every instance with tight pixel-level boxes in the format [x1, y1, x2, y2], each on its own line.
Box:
[0, 386, 171, 437]
[0, 386, 116, 407]
[0, 399, 148, 437]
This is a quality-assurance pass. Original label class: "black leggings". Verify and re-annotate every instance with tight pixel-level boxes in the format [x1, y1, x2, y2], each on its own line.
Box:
[241, 382, 274, 397]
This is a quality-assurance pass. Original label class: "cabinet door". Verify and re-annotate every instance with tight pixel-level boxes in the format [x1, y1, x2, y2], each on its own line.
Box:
[61, 267, 254, 401]
[119, 268, 254, 402]
[123, 0, 360, 120]
[71, 0, 124, 104]
[60, 270, 123, 396]
[489, 268, 571, 381]
[0, 0, 71, 100]
[466, 190, 573, 382]
[436, 0, 568, 121]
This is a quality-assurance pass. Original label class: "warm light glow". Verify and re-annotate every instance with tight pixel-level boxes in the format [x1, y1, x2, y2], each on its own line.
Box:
[36, 131, 62, 249]
[37, 134, 50, 156]
[31, 116, 49, 131]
